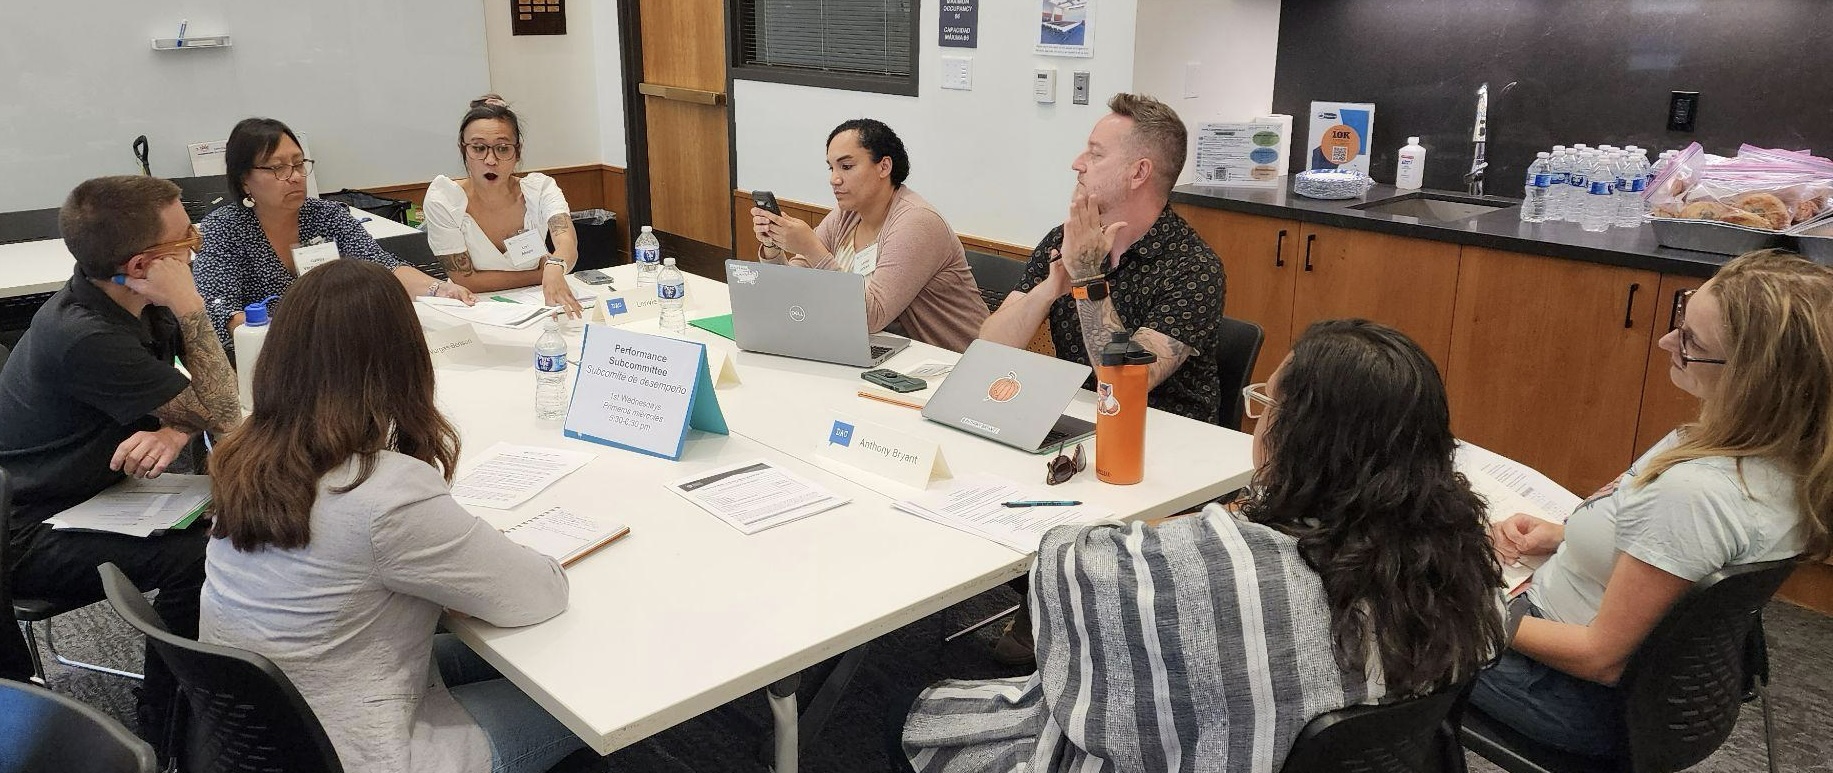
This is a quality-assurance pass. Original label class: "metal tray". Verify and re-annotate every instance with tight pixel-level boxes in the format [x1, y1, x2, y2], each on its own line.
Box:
[1649, 217, 1786, 256]
[1791, 222, 1833, 264]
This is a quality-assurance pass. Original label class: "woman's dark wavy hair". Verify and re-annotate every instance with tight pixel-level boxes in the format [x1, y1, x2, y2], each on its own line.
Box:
[1240, 319, 1505, 696]
[225, 117, 303, 202]
[827, 118, 910, 187]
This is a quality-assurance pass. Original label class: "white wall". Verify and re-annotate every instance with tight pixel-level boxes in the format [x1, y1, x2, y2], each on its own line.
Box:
[733, 0, 1140, 247]
[482, 0, 605, 171]
[1132, 0, 1282, 185]
[0, 1, 488, 212]
[589, 0, 629, 168]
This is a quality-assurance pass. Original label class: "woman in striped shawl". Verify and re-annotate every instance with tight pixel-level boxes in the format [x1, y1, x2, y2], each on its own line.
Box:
[902, 320, 1507, 773]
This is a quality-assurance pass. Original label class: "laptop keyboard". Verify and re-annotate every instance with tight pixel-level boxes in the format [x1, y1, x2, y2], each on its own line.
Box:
[870, 345, 894, 360]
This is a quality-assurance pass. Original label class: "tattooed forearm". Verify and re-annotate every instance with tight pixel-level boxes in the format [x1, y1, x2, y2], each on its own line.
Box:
[1134, 328, 1196, 389]
[1073, 295, 1128, 362]
[159, 309, 242, 434]
[437, 250, 478, 277]
[546, 213, 574, 239]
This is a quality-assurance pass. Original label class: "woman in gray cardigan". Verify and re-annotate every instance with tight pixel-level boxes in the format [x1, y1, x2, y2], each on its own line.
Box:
[199, 260, 581, 773]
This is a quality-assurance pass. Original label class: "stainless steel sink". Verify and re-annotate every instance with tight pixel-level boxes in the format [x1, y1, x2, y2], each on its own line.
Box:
[1351, 191, 1516, 222]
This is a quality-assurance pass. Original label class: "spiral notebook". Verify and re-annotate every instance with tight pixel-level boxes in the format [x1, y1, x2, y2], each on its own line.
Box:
[502, 507, 629, 567]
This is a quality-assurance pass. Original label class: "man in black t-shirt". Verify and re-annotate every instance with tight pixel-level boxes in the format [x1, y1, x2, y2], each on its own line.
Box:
[0, 176, 240, 744]
[979, 93, 1227, 424]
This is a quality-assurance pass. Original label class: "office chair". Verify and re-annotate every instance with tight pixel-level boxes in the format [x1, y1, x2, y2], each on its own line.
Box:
[377, 232, 448, 281]
[0, 677, 157, 772]
[963, 250, 1027, 313]
[1281, 678, 1473, 773]
[3, 466, 143, 683]
[100, 562, 345, 773]
[1461, 557, 1797, 773]
[1213, 316, 1264, 431]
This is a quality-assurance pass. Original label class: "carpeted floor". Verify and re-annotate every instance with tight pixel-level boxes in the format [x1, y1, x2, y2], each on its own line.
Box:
[29, 587, 1833, 772]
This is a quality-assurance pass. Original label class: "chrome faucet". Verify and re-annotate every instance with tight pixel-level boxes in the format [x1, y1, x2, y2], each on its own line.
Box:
[1466, 82, 1489, 196]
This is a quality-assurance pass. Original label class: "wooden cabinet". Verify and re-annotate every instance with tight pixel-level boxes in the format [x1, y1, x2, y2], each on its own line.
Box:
[1447, 247, 1662, 493]
[1632, 274, 1707, 458]
[1171, 205, 1298, 385]
[1293, 224, 1462, 370]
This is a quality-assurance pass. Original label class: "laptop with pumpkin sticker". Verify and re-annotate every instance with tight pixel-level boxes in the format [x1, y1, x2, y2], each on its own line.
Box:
[922, 339, 1096, 454]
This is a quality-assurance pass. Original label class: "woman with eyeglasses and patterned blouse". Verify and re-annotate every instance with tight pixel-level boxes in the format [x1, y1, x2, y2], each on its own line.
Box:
[1471, 249, 1833, 759]
[420, 95, 585, 318]
[192, 117, 473, 356]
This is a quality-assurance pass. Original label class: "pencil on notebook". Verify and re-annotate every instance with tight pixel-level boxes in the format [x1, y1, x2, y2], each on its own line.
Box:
[857, 388, 926, 409]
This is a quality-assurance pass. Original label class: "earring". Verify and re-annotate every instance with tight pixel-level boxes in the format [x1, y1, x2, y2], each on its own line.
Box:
[242, 196, 255, 208]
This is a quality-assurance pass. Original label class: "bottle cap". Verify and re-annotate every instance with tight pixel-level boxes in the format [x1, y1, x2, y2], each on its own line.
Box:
[243, 295, 280, 326]
[641, 225, 653, 233]
[663, 257, 677, 266]
[1098, 330, 1156, 366]
[1407, 136, 1420, 145]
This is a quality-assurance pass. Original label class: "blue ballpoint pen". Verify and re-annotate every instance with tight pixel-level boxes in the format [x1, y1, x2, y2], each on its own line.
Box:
[1001, 500, 1081, 508]
[176, 19, 188, 47]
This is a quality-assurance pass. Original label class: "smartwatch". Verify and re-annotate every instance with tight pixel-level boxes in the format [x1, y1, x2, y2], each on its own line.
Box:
[1071, 279, 1109, 303]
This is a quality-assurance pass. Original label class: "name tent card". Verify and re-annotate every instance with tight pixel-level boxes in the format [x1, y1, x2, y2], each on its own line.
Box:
[815, 412, 951, 489]
[564, 325, 728, 460]
[424, 322, 486, 366]
[599, 290, 693, 326]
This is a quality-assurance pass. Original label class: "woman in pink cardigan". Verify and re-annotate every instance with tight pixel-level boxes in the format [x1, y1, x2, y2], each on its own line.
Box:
[750, 119, 987, 352]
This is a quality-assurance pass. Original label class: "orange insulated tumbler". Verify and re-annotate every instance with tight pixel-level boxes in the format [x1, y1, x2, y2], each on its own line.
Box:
[1094, 330, 1154, 484]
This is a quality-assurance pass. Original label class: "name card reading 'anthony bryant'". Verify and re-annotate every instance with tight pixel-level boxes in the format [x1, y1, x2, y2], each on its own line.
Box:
[816, 413, 951, 489]
[564, 324, 727, 460]
[600, 290, 693, 326]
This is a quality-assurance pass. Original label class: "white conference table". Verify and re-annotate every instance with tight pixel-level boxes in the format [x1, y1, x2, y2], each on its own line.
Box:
[0, 205, 420, 299]
[431, 262, 1256, 768]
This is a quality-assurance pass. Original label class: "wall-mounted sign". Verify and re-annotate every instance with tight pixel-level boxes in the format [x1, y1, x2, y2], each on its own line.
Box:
[513, 0, 566, 35]
[940, 1, 978, 48]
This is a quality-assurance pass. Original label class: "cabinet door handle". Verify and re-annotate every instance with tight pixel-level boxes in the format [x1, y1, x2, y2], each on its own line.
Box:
[1303, 234, 1316, 272]
[1623, 282, 1640, 329]
[1274, 229, 1287, 268]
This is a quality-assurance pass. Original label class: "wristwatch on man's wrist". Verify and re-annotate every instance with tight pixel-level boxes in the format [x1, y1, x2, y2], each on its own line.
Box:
[1071, 278, 1109, 302]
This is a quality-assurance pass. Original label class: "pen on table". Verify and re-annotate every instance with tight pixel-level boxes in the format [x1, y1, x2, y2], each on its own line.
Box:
[857, 389, 924, 410]
[1002, 500, 1082, 508]
[354, 215, 373, 225]
[176, 18, 188, 47]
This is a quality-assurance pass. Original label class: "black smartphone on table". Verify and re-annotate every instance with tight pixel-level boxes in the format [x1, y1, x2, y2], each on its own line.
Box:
[861, 368, 927, 393]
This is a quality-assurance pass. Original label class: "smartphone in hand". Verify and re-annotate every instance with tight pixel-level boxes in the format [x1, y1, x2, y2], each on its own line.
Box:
[752, 190, 782, 216]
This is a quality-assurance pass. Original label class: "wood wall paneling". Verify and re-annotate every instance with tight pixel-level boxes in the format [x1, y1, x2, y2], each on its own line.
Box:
[1292, 224, 1461, 369]
[638, 0, 725, 91]
[1173, 205, 1299, 386]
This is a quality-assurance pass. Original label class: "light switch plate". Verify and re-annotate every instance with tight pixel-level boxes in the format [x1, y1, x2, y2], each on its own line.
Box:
[941, 56, 973, 91]
[1072, 71, 1090, 104]
[1183, 61, 1202, 99]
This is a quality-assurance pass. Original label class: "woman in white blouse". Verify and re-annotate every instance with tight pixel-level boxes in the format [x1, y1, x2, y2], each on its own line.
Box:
[422, 95, 585, 317]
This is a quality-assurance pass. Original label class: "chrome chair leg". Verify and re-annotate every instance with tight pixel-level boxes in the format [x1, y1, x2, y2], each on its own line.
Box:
[43, 614, 143, 681]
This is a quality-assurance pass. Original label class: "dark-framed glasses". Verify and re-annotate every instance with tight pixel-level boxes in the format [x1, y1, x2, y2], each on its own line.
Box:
[463, 142, 519, 160]
[1673, 289, 1726, 367]
[1242, 382, 1276, 420]
[253, 159, 315, 180]
[138, 224, 202, 258]
[1046, 443, 1086, 486]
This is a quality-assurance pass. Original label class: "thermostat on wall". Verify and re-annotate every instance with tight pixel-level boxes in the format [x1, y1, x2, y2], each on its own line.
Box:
[1034, 68, 1057, 104]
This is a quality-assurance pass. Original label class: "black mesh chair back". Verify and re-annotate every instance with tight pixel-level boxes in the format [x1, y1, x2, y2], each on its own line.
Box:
[1213, 316, 1264, 431]
[98, 563, 344, 773]
[376, 232, 447, 281]
[964, 250, 1027, 313]
[0, 467, 39, 683]
[0, 677, 156, 772]
[1615, 557, 1796, 772]
[1281, 681, 1469, 773]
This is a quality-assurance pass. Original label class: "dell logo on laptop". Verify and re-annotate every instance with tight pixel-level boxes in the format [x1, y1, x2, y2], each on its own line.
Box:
[787, 305, 807, 322]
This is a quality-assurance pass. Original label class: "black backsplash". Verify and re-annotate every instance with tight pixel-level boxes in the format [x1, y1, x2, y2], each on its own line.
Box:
[1272, 0, 1833, 195]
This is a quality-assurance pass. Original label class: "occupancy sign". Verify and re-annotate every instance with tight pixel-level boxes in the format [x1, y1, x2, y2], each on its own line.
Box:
[939, 0, 977, 47]
[564, 324, 728, 460]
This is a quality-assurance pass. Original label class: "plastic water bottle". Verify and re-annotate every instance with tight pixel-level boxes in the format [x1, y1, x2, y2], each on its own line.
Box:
[657, 257, 687, 334]
[1520, 153, 1553, 223]
[634, 225, 661, 287]
[1580, 153, 1616, 233]
[534, 317, 569, 420]
[1548, 149, 1574, 221]
[1566, 151, 1595, 223]
[1614, 151, 1649, 228]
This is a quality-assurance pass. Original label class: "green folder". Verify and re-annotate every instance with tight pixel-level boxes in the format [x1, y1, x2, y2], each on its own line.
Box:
[689, 314, 736, 340]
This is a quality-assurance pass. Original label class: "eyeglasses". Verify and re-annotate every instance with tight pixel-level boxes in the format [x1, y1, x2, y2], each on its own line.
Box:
[1242, 382, 1276, 420]
[1046, 443, 1086, 486]
[462, 142, 520, 160]
[252, 159, 315, 181]
[1673, 289, 1726, 367]
[138, 224, 202, 258]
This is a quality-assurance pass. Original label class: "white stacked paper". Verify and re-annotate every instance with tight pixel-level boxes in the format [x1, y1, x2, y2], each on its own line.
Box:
[668, 460, 849, 535]
[894, 474, 1114, 553]
[1455, 440, 1583, 593]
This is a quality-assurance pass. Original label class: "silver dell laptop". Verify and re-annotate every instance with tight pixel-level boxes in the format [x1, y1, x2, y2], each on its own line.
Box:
[726, 260, 910, 367]
[922, 339, 1097, 454]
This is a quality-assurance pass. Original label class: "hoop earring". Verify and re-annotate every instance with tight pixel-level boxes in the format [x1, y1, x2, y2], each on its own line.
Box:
[242, 196, 255, 208]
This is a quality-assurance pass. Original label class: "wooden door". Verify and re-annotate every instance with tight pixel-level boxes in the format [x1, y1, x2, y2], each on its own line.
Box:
[1291, 224, 1461, 369]
[632, 0, 731, 249]
[1632, 274, 1707, 457]
[1172, 206, 1299, 386]
[1447, 247, 1661, 494]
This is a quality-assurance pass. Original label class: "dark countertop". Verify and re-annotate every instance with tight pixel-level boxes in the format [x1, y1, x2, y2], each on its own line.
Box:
[1171, 180, 1733, 278]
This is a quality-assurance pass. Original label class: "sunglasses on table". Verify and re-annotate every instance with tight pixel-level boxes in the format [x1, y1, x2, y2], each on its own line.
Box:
[1046, 443, 1086, 486]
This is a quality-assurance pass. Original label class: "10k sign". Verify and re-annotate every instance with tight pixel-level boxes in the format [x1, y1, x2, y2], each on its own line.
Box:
[564, 324, 728, 460]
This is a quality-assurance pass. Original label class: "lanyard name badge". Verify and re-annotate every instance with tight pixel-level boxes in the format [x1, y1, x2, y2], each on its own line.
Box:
[292, 237, 341, 274]
[503, 228, 546, 270]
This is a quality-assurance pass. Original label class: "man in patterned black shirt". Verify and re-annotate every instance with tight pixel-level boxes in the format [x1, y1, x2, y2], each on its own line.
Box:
[980, 93, 1227, 424]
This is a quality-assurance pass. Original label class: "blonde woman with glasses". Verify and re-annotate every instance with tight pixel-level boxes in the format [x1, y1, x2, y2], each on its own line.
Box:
[421, 95, 585, 318]
[1471, 249, 1833, 758]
